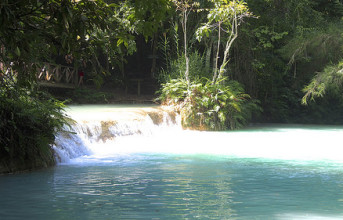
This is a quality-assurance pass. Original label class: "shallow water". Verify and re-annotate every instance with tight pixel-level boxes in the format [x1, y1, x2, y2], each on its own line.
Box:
[1, 155, 343, 219]
[1, 105, 343, 219]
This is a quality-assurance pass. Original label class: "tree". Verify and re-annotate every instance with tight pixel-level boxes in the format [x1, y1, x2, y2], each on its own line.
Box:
[171, 0, 199, 84]
[196, 0, 251, 83]
[302, 61, 343, 105]
[158, 0, 259, 130]
[220, 0, 343, 123]
[0, 0, 116, 173]
[0, 0, 113, 83]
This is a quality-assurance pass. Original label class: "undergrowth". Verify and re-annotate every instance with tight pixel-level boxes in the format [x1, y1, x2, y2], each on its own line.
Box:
[0, 75, 69, 173]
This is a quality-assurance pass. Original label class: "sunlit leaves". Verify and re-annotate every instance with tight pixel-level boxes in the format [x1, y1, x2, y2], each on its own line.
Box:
[196, 0, 252, 83]
[171, 0, 200, 11]
[158, 76, 260, 130]
[196, 0, 250, 39]
[207, 0, 250, 23]
[195, 24, 210, 41]
[302, 61, 343, 105]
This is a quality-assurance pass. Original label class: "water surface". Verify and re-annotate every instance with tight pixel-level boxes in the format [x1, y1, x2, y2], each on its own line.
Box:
[1, 155, 343, 219]
[1, 105, 343, 219]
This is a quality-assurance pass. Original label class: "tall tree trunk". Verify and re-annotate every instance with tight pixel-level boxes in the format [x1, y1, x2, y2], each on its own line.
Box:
[205, 39, 212, 72]
[212, 21, 221, 84]
[182, 10, 190, 83]
[212, 41, 218, 77]
[218, 11, 238, 80]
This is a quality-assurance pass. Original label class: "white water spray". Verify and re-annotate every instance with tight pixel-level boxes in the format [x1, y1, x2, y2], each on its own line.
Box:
[53, 105, 181, 163]
[53, 105, 343, 164]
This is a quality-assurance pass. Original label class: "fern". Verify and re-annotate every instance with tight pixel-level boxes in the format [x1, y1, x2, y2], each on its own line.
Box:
[158, 76, 261, 130]
[0, 80, 70, 172]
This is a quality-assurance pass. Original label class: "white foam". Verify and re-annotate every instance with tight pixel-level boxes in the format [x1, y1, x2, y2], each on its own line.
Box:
[54, 105, 343, 164]
[276, 213, 343, 220]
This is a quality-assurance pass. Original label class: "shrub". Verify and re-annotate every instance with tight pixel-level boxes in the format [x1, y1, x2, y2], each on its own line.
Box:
[158, 77, 261, 130]
[157, 51, 211, 84]
[0, 78, 68, 173]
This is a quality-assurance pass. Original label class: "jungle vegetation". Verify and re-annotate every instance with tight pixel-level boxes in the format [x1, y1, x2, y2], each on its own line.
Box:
[2, 0, 343, 171]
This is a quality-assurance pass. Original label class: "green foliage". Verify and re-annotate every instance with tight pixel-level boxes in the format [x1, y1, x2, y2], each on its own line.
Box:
[157, 1, 260, 130]
[223, 0, 343, 123]
[158, 33, 172, 70]
[302, 61, 343, 105]
[196, 0, 251, 82]
[158, 77, 260, 130]
[184, 78, 260, 130]
[157, 51, 211, 83]
[0, 76, 69, 173]
[134, 0, 172, 39]
[253, 26, 288, 49]
[0, 0, 113, 80]
[280, 23, 343, 77]
[158, 77, 189, 105]
[313, 0, 343, 19]
[88, 1, 137, 78]
[70, 88, 113, 104]
[206, 0, 250, 24]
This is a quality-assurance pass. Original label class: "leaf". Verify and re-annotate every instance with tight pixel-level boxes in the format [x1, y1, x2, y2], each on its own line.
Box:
[117, 38, 124, 47]
[108, 3, 118, 8]
[15, 47, 21, 56]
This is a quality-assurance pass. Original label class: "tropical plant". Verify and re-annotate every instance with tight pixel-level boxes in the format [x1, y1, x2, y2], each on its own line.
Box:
[0, 73, 69, 173]
[157, 51, 211, 84]
[0, 0, 116, 172]
[302, 61, 343, 105]
[157, 0, 260, 130]
[222, 0, 343, 123]
[0, 0, 114, 83]
[171, 0, 200, 84]
[158, 76, 260, 130]
[196, 0, 251, 83]
[158, 77, 189, 105]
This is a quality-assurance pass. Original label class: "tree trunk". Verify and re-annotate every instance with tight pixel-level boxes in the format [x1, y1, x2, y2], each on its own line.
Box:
[205, 39, 213, 73]
[218, 11, 238, 80]
[183, 10, 190, 83]
[212, 22, 221, 84]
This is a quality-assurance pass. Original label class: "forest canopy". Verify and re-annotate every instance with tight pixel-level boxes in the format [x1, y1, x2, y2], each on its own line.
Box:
[2, 0, 343, 172]
[1, 0, 343, 127]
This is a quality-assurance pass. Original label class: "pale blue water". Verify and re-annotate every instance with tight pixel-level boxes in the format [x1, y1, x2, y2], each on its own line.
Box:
[1, 105, 343, 219]
[1, 154, 343, 219]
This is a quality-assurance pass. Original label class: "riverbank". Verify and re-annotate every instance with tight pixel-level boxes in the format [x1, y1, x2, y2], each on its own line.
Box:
[0, 83, 160, 175]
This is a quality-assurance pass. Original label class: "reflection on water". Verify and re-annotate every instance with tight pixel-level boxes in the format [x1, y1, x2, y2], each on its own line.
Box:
[1, 155, 343, 219]
[2, 105, 343, 219]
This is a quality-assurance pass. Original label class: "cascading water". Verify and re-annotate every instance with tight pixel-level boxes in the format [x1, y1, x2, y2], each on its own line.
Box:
[54, 105, 343, 164]
[3, 104, 343, 220]
[53, 105, 181, 163]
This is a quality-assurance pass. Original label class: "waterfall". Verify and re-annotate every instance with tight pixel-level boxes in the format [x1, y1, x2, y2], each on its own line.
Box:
[53, 105, 343, 164]
[53, 105, 180, 163]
